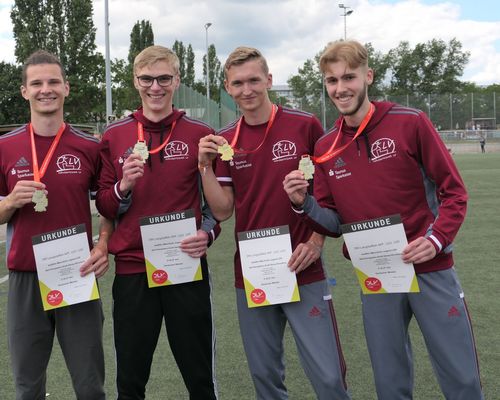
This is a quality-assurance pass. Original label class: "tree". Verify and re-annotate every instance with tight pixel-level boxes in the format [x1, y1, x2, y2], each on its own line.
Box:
[201, 44, 224, 102]
[365, 42, 390, 97]
[128, 20, 154, 64]
[0, 62, 29, 124]
[185, 44, 196, 87]
[11, 0, 105, 122]
[172, 40, 186, 81]
[287, 53, 324, 119]
[113, 20, 154, 116]
[387, 38, 469, 95]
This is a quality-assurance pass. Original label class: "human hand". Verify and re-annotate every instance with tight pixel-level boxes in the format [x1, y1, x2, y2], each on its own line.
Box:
[80, 240, 109, 278]
[119, 153, 144, 193]
[402, 237, 436, 264]
[180, 229, 209, 258]
[283, 170, 309, 208]
[288, 240, 322, 274]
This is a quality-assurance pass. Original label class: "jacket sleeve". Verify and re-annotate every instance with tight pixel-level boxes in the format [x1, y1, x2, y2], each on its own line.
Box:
[95, 133, 132, 219]
[415, 112, 467, 253]
[293, 162, 343, 237]
[200, 201, 221, 248]
[293, 124, 343, 237]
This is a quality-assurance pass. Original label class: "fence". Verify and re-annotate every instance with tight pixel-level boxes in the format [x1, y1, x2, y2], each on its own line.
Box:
[293, 91, 499, 132]
[173, 84, 239, 130]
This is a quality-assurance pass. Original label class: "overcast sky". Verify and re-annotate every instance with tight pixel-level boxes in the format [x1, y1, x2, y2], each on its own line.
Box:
[1, 0, 499, 85]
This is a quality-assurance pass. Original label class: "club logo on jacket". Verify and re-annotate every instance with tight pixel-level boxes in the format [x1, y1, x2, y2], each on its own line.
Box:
[164, 140, 189, 160]
[371, 138, 396, 162]
[56, 154, 82, 174]
[272, 140, 297, 162]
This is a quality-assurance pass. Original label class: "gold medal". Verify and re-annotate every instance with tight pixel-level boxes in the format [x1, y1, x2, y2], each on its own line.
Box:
[218, 143, 235, 161]
[32, 189, 48, 212]
[133, 141, 149, 163]
[298, 155, 315, 180]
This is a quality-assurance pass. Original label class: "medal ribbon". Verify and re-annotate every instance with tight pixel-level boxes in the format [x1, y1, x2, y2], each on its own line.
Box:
[29, 123, 66, 182]
[312, 103, 375, 164]
[137, 120, 177, 154]
[230, 104, 278, 154]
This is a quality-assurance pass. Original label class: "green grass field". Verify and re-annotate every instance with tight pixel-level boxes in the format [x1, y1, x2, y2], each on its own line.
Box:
[1, 153, 499, 399]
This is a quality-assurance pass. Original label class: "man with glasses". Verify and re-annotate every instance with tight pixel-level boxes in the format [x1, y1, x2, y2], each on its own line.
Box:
[96, 45, 219, 399]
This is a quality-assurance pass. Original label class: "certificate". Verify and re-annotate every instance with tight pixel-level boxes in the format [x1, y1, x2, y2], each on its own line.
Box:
[238, 225, 300, 308]
[140, 209, 201, 288]
[32, 224, 99, 311]
[341, 215, 420, 294]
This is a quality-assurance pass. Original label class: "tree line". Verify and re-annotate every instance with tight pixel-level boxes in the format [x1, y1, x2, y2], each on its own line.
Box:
[0, 0, 498, 126]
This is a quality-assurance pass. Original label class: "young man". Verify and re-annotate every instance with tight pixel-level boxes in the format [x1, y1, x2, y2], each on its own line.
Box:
[96, 45, 219, 400]
[283, 39, 484, 400]
[198, 46, 350, 400]
[0, 50, 110, 399]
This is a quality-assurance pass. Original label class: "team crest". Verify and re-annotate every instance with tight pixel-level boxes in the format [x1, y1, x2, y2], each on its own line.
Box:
[164, 140, 189, 159]
[371, 138, 396, 162]
[56, 154, 81, 174]
[272, 140, 297, 161]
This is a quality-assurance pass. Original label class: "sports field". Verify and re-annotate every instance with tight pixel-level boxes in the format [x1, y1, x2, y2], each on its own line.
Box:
[0, 152, 499, 399]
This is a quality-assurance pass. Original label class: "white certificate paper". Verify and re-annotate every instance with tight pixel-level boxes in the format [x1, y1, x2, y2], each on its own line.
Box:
[238, 225, 300, 308]
[32, 224, 99, 311]
[341, 215, 420, 294]
[140, 209, 201, 288]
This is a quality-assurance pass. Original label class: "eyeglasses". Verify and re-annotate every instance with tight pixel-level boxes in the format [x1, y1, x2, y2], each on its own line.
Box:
[136, 74, 174, 88]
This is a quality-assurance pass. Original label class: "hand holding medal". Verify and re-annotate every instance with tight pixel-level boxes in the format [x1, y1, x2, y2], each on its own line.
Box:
[133, 141, 149, 163]
[298, 155, 315, 180]
[135, 120, 177, 163]
[217, 142, 234, 161]
[29, 123, 66, 212]
[32, 189, 48, 212]
[220, 104, 278, 162]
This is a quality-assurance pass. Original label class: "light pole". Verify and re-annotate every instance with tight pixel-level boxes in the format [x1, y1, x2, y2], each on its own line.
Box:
[338, 3, 353, 40]
[205, 22, 212, 102]
[104, 0, 113, 124]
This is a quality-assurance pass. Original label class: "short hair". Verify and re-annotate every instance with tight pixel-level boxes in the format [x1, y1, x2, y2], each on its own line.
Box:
[134, 45, 180, 75]
[224, 46, 269, 78]
[319, 40, 368, 74]
[22, 50, 66, 85]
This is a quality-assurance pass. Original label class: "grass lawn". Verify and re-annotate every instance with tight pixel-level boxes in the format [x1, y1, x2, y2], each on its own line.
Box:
[0, 152, 499, 399]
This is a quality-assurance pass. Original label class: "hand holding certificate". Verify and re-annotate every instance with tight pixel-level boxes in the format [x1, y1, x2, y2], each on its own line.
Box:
[341, 215, 420, 294]
[238, 225, 300, 308]
[140, 209, 202, 288]
[32, 224, 100, 310]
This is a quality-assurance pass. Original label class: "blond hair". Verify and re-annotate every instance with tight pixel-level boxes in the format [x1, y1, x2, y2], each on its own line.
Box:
[134, 45, 180, 75]
[224, 46, 269, 78]
[319, 40, 368, 73]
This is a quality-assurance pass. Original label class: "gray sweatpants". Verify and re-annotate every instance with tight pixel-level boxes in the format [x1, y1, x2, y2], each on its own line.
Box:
[236, 280, 351, 400]
[7, 271, 106, 400]
[361, 267, 484, 400]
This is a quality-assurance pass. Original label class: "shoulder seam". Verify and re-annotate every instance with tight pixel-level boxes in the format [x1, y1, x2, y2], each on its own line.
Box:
[0, 125, 27, 140]
[69, 126, 99, 143]
[182, 115, 213, 130]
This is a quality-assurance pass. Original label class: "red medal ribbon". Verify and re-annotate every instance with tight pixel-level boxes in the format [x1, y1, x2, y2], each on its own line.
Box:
[29, 123, 66, 182]
[312, 103, 375, 164]
[137, 120, 177, 155]
[230, 104, 278, 154]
